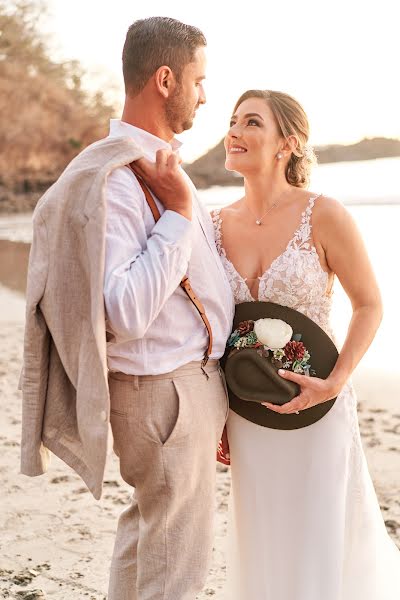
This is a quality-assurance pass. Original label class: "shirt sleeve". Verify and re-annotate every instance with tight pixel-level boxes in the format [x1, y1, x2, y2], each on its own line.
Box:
[103, 166, 193, 340]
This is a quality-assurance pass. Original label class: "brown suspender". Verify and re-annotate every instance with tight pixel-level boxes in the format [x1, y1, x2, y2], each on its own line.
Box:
[133, 174, 213, 368]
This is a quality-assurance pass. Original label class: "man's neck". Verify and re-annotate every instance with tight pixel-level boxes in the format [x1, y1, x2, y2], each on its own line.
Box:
[122, 95, 173, 143]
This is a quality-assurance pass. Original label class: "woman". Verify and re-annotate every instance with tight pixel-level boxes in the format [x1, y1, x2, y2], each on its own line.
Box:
[212, 90, 400, 599]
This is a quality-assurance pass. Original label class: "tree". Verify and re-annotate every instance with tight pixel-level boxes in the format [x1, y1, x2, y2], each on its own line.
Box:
[0, 0, 115, 192]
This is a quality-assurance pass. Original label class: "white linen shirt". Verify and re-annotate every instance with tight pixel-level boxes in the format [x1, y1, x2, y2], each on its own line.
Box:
[104, 120, 234, 375]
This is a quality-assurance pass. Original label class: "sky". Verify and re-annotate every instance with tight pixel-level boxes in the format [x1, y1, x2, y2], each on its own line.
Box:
[42, 0, 400, 163]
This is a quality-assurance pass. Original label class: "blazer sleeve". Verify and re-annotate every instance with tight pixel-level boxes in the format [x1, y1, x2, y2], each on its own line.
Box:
[20, 211, 51, 476]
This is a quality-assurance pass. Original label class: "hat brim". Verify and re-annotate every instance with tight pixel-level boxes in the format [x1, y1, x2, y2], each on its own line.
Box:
[222, 301, 339, 430]
[225, 348, 300, 405]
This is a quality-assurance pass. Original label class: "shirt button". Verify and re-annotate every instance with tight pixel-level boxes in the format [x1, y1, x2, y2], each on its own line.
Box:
[100, 410, 108, 422]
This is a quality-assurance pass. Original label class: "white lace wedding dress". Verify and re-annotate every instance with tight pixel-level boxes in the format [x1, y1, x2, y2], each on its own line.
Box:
[212, 195, 400, 600]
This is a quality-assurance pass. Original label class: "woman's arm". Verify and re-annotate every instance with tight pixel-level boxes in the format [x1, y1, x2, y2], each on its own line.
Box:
[264, 197, 383, 414]
[317, 197, 383, 389]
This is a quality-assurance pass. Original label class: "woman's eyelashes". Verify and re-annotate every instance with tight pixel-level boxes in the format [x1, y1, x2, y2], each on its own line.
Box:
[229, 118, 261, 128]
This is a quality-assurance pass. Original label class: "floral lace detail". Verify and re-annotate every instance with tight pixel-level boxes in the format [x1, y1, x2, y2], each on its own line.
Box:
[212, 196, 333, 333]
[211, 209, 254, 303]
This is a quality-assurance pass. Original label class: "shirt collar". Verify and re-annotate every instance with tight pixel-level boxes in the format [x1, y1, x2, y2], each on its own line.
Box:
[109, 119, 182, 161]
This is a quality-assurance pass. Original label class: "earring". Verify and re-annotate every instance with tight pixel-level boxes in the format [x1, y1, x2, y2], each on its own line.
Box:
[276, 152, 283, 159]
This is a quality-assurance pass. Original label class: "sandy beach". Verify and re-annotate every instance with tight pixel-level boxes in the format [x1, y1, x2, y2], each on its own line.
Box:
[0, 281, 399, 598]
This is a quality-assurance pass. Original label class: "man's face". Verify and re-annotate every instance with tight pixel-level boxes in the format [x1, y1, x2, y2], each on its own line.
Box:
[165, 46, 207, 134]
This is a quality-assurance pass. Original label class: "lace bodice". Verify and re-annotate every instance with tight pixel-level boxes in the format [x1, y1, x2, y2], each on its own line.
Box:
[212, 194, 334, 336]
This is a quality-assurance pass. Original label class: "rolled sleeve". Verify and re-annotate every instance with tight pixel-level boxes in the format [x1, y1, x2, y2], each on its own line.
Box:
[104, 168, 193, 341]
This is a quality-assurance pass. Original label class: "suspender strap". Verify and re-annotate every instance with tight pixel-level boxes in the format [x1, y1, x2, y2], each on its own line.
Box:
[133, 173, 213, 366]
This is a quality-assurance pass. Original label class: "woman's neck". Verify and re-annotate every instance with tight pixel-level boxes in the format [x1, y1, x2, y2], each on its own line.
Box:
[243, 171, 293, 215]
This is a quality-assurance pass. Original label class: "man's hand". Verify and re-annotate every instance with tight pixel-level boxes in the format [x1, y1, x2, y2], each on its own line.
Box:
[131, 149, 192, 221]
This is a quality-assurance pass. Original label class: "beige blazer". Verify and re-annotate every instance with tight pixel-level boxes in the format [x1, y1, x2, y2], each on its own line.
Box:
[20, 136, 144, 499]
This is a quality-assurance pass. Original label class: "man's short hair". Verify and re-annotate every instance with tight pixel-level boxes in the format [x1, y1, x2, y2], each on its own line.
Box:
[122, 17, 207, 95]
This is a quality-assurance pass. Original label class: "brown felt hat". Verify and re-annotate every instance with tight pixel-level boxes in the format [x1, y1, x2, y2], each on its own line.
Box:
[221, 301, 339, 430]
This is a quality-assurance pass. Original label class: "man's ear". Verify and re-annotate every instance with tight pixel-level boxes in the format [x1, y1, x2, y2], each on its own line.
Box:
[154, 65, 175, 99]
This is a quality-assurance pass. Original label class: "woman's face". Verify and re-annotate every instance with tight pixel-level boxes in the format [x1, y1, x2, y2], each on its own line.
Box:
[224, 97, 283, 174]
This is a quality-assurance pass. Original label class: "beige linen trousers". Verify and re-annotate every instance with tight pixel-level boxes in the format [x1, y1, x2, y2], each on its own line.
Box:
[108, 361, 228, 600]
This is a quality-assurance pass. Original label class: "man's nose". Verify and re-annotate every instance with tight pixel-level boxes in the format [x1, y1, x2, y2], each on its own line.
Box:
[199, 84, 206, 105]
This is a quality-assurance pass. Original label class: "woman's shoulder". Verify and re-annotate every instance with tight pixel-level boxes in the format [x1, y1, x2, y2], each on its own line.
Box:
[312, 193, 349, 220]
[311, 193, 354, 240]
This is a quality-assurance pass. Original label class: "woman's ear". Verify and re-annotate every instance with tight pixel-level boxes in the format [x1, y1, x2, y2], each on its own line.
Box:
[283, 135, 298, 155]
[154, 65, 174, 99]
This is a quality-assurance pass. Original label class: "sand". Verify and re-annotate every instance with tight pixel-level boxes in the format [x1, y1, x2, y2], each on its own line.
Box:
[0, 284, 399, 599]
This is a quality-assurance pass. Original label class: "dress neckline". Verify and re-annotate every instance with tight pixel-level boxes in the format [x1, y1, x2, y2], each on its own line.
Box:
[213, 193, 324, 302]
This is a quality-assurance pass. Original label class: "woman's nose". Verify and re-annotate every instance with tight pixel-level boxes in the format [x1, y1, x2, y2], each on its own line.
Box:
[229, 124, 241, 138]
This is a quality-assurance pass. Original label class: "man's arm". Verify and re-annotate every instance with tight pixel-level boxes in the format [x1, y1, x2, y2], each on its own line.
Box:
[104, 167, 193, 340]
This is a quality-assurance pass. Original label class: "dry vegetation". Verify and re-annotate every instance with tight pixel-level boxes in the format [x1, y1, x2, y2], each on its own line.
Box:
[0, 0, 116, 212]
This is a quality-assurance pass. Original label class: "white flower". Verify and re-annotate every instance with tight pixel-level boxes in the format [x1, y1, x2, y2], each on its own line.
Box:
[254, 318, 293, 349]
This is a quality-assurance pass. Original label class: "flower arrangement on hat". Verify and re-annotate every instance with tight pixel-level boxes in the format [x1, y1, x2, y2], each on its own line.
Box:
[227, 318, 315, 376]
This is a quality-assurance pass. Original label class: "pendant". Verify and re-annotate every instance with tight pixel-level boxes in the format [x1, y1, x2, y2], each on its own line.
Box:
[256, 220, 261, 225]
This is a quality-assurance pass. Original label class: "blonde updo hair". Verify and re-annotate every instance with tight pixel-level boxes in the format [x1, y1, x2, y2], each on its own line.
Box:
[233, 89, 317, 188]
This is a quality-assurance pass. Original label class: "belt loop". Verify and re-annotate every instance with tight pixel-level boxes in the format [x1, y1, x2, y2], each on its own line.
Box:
[133, 375, 139, 391]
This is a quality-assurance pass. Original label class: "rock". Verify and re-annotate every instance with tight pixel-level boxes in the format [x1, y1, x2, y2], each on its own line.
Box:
[16, 590, 46, 599]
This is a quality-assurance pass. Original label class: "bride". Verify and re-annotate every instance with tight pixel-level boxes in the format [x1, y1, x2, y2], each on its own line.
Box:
[212, 89, 400, 599]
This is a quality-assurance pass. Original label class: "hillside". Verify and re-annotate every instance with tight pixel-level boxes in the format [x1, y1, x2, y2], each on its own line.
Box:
[185, 137, 400, 189]
[0, 0, 114, 213]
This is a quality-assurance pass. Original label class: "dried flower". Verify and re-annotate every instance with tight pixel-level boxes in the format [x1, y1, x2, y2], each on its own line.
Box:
[227, 319, 314, 377]
[234, 337, 249, 349]
[284, 340, 306, 362]
[273, 348, 285, 361]
[238, 320, 254, 335]
[246, 331, 258, 346]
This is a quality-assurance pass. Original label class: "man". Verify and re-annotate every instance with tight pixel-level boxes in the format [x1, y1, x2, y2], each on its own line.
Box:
[104, 18, 234, 600]
[20, 16, 233, 600]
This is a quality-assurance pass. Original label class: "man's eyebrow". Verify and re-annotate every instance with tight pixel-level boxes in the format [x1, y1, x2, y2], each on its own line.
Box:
[231, 112, 264, 120]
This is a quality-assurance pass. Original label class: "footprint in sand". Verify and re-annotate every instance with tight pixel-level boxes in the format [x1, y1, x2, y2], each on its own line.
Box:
[367, 438, 381, 448]
[385, 520, 400, 535]
[103, 480, 120, 487]
[50, 475, 71, 484]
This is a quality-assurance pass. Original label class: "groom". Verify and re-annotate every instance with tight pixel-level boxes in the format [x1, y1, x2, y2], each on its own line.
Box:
[105, 18, 234, 599]
[20, 17, 234, 600]
[20, 15, 233, 600]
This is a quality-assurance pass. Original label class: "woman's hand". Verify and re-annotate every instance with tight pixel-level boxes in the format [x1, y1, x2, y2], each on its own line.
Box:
[217, 425, 230, 465]
[262, 369, 343, 415]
